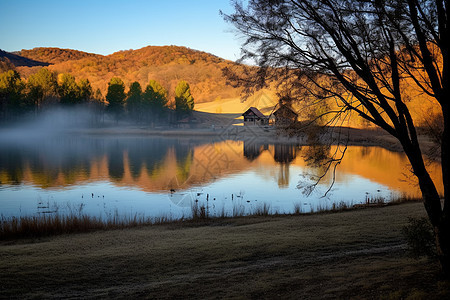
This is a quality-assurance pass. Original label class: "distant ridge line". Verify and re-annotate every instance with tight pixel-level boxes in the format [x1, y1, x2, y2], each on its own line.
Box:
[0, 49, 49, 67]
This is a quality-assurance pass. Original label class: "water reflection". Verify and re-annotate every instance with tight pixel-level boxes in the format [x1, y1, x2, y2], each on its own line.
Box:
[0, 135, 444, 218]
[274, 143, 298, 163]
[243, 142, 299, 164]
[243, 142, 265, 161]
[0, 136, 443, 194]
[0, 137, 204, 190]
[243, 141, 301, 188]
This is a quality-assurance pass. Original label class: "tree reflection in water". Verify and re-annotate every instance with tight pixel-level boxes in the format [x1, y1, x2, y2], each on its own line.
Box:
[0, 137, 442, 198]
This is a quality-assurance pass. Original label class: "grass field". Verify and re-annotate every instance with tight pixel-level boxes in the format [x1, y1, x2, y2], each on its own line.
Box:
[1, 202, 449, 299]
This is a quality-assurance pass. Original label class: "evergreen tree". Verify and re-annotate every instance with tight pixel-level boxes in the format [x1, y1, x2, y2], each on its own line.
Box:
[58, 73, 81, 105]
[78, 78, 92, 102]
[144, 80, 168, 110]
[126, 81, 142, 121]
[91, 88, 105, 125]
[174, 80, 194, 115]
[106, 77, 126, 121]
[142, 80, 168, 123]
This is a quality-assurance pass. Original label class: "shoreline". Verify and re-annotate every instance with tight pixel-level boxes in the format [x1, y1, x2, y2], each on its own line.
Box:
[1, 201, 449, 298]
[75, 124, 436, 154]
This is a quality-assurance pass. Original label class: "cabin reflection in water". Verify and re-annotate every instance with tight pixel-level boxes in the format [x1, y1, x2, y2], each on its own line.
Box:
[243, 141, 300, 188]
[243, 142, 266, 161]
[243, 141, 299, 163]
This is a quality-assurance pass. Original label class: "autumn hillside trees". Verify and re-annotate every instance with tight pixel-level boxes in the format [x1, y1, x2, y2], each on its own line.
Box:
[125, 79, 192, 123]
[0, 66, 194, 125]
[27, 68, 57, 109]
[0, 68, 97, 121]
[58, 73, 93, 105]
[0, 70, 26, 118]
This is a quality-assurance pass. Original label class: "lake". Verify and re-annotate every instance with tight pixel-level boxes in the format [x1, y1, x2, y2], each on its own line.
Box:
[0, 133, 443, 219]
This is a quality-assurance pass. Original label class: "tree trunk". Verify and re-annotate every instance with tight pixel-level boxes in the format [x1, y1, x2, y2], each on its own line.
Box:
[438, 102, 450, 276]
[436, 219, 450, 276]
[415, 168, 449, 276]
[403, 138, 449, 276]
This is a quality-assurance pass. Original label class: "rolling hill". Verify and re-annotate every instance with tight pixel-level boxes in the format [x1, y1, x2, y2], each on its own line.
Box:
[0, 46, 440, 127]
[7, 46, 250, 107]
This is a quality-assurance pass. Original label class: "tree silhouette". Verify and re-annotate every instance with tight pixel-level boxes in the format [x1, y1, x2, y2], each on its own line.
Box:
[78, 78, 92, 102]
[0, 70, 26, 118]
[146, 80, 168, 110]
[225, 0, 450, 275]
[142, 80, 168, 123]
[126, 81, 143, 122]
[58, 73, 80, 105]
[27, 68, 57, 110]
[175, 80, 194, 116]
[57, 73, 91, 105]
[106, 77, 126, 121]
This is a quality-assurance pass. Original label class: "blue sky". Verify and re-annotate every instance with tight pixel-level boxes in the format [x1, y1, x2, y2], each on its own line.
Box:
[0, 0, 243, 61]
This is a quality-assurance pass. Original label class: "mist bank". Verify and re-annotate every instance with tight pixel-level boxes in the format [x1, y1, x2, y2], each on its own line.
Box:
[0, 105, 187, 141]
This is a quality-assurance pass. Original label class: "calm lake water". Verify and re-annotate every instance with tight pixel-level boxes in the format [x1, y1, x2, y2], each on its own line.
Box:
[0, 134, 443, 219]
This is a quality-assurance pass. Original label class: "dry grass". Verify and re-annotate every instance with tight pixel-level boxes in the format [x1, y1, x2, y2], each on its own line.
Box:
[0, 197, 423, 240]
[1, 202, 449, 299]
[0, 212, 156, 240]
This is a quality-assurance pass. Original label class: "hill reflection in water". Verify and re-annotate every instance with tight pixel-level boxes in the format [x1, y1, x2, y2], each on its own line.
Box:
[0, 136, 443, 218]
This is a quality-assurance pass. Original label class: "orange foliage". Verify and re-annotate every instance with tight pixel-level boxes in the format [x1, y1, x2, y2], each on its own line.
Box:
[14, 45, 441, 128]
[17, 46, 243, 104]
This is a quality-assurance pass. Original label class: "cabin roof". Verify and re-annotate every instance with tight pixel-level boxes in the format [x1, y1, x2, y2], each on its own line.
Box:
[273, 104, 298, 117]
[242, 107, 266, 118]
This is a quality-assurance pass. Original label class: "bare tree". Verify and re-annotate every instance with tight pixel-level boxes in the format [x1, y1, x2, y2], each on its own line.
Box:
[223, 0, 449, 275]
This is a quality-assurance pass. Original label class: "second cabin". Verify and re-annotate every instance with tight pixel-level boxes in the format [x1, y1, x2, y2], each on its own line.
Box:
[273, 104, 298, 126]
[242, 107, 268, 125]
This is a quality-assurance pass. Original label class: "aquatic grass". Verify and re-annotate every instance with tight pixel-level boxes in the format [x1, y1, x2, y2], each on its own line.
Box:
[331, 201, 350, 211]
[293, 203, 302, 215]
[218, 205, 227, 219]
[152, 214, 178, 225]
[232, 202, 245, 217]
[365, 195, 387, 205]
[252, 202, 271, 216]
[1, 195, 426, 240]
[191, 201, 209, 221]
[389, 194, 425, 204]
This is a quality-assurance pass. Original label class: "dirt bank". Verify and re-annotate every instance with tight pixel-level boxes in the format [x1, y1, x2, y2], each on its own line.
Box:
[1, 202, 449, 299]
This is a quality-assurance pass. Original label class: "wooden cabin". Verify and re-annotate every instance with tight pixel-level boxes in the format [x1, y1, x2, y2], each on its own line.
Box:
[242, 107, 268, 125]
[273, 104, 298, 126]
